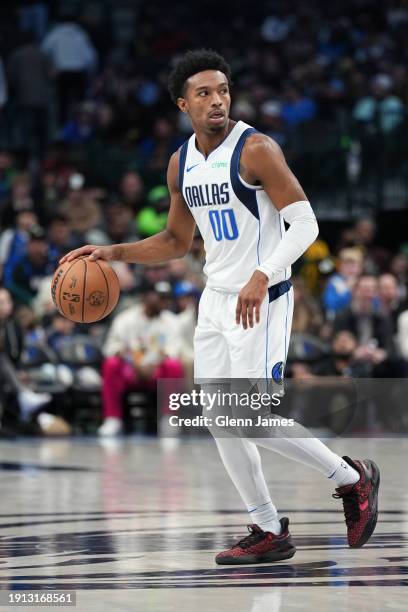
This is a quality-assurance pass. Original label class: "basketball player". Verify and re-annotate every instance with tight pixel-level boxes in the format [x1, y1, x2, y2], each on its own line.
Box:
[60, 50, 380, 565]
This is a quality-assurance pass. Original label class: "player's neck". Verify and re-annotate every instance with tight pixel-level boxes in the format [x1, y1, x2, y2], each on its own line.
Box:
[194, 119, 236, 159]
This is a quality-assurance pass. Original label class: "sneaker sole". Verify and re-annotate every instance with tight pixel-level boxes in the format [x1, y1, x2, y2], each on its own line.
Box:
[350, 460, 380, 548]
[215, 544, 296, 565]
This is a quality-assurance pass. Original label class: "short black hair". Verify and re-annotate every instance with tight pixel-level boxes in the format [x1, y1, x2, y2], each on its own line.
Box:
[168, 49, 232, 104]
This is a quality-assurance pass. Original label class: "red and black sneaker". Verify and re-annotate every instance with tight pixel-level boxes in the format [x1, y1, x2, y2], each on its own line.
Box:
[333, 456, 380, 548]
[215, 518, 296, 565]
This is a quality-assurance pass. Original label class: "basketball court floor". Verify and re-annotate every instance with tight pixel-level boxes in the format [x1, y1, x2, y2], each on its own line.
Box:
[0, 435, 406, 611]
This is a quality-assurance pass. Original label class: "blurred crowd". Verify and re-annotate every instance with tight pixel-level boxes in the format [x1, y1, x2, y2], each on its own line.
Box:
[0, 1, 407, 176]
[0, 1, 408, 435]
[291, 218, 408, 376]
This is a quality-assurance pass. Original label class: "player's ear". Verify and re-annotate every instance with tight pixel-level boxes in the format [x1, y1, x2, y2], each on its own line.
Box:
[177, 97, 188, 114]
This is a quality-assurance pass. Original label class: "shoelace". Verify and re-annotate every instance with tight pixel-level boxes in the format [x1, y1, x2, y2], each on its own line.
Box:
[234, 525, 269, 549]
[332, 490, 360, 527]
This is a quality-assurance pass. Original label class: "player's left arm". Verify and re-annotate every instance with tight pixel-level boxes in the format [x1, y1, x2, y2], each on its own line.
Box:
[236, 134, 319, 329]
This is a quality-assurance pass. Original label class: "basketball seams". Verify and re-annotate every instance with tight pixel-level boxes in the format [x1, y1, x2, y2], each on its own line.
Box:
[94, 260, 110, 321]
[54, 257, 118, 323]
[58, 259, 80, 318]
[81, 258, 87, 323]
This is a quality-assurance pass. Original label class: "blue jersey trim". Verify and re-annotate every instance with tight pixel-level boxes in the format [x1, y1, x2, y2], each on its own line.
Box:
[178, 141, 189, 191]
[268, 279, 292, 303]
[264, 280, 292, 381]
[256, 220, 261, 266]
[265, 301, 271, 381]
[284, 289, 289, 357]
[281, 216, 288, 280]
[230, 128, 259, 220]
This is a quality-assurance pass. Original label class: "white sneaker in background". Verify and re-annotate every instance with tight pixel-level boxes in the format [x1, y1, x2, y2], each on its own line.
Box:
[56, 364, 74, 386]
[37, 412, 71, 435]
[76, 366, 101, 388]
[97, 417, 124, 437]
[18, 389, 52, 421]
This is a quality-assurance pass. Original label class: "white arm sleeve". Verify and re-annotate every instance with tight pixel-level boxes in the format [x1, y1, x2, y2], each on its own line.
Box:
[256, 200, 318, 282]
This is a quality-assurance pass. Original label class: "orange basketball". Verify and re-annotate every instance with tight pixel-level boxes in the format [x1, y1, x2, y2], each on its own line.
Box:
[51, 257, 120, 323]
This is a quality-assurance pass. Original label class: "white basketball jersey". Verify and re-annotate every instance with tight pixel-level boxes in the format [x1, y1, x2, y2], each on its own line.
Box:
[179, 120, 291, 292]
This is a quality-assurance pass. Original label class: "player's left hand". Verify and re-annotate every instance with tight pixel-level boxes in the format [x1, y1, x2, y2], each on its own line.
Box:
[236, 271, 268, 329]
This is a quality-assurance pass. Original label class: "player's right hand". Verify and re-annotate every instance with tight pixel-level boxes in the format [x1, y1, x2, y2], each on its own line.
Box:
[59, 244, 116, 265]
[236, 270, 268, 329]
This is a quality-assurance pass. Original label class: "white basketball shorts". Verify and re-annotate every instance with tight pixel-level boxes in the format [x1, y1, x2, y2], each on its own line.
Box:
[194, 280, 294, 381]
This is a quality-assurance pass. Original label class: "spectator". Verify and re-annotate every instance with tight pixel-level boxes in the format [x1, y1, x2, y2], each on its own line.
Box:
[0, 151, 17, 206]
[378, 273, 407, 333]
[94, 102, 118, 144]
[140, 263, 172, 290]
[0, 288, 51, 425]
[334, 275, 393, 355]
[61, 101, 96, 144]
[351, 218, 391, 274]
[173, 280, 200, 314]
[167, 258, 199, 290]
[99, 284, 184, 436]
[397, 309, 408, 361]
[119, 170, 144, 211]
[0, 208, 38, 283]
[281, 84, 317, 128]
[7, 31, 51, 158]
[0, 287, 23, 363]
[0, 172, 35, 227]
[323, 248, 363, 319]
[173, 280, 199, 384]
[46, 312, 77, 354]
[105, 202, 139, 245]
[258, 100, 285, 145]
[315, 331, 366, 377]
[58, 173, 103, 241]
[39, 163, 71, 221]
[136, 185, 168, 238]
[5, 225, 54, 306]
[138, 117, 182, 171]
[298, 239, 334, 298]
[353, 74, 404, 133]
[14, 303, 46, 345]
[0, 56, 8, 147]
[42, 13, 98, 124]
[47, 213, 77, 265]
[291, 276, 324, 335]
[390, 254, 408, 301]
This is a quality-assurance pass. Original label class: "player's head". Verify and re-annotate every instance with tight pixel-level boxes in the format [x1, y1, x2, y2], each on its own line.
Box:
[168, 49, 232, 133]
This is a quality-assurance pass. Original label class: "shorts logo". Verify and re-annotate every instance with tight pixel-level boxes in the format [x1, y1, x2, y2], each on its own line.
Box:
[272, 361, 284, 383]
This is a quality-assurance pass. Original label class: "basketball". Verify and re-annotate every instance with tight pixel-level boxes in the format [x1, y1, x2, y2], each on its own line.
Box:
[51, 257, 120, 323]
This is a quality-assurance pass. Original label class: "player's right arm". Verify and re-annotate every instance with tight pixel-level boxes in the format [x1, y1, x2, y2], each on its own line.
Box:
[59, 151, 195, 264]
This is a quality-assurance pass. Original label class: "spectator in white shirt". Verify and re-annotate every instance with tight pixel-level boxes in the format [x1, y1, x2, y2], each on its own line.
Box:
[99, 284, 184, 436]
[42, 16, 97, 124]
